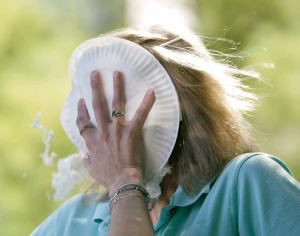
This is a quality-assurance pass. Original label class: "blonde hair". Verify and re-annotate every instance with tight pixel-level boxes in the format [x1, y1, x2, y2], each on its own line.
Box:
[84, 24, 259, 201]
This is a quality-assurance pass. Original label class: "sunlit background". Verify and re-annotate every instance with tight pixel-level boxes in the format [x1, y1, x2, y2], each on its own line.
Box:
[1, 0, 300, 235]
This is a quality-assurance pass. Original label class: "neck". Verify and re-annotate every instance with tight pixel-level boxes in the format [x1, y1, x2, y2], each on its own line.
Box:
[157, 173, 178, 203]
[149, 174, 178, 225]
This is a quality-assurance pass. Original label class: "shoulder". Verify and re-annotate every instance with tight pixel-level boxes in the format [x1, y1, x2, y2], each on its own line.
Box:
[56, 193, 100, 223]
[222, 152, 293, 180]
[222, 153, 300, 235]
[30, 194, 100, 236]
[58, 193, 89, 212]
[223, 152, 300, 195]
[213, 152, 295, 193]
[51, 193, 90, 217]
[219, 152, 300, 198]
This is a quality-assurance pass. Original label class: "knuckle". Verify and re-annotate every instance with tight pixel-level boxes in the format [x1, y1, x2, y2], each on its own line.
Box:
[112, 101, 122, 110]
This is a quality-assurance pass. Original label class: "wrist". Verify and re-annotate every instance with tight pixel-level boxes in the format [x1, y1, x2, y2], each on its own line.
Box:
[108, 169, 144, 195]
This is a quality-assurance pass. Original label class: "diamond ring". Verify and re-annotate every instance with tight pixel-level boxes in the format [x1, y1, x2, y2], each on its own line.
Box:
[111, 109, 125, 118]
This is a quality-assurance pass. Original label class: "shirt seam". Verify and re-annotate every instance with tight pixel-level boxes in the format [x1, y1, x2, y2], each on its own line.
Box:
[232, 152, 263, 235]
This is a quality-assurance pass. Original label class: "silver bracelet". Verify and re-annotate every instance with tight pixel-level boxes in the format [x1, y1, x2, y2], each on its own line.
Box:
[109, 193, 148, 212]
[109, 183, 150, 209]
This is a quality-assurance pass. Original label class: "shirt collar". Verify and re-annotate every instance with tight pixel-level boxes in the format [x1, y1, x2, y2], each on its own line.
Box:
[170, 178, 215, 207]
[93, 200, 109, 223]
[92, 177, 216, 233]
[93, 199, 111, 234]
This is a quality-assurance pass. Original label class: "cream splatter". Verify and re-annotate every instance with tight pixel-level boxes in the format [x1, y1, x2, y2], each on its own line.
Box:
[31, 112, 57, 166]
[52, 151, 87, 201]
[31, 112, 88, 201]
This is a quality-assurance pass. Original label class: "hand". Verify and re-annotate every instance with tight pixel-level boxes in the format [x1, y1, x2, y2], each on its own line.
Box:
[76, 71, 155, 194]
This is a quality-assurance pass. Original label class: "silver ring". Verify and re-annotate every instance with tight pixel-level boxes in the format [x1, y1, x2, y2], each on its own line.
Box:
[111, 109, 125, 118]
[79, 124, 95, 136]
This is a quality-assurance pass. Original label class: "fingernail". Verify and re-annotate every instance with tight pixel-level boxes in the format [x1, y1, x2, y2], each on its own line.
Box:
[147, 89, 154, 97]
[113, 71, 119, 80]
[84, 153, 90, 160]
[91, 71, 99, 81]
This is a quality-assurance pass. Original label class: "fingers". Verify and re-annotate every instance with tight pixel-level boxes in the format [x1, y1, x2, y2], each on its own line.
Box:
[90, 71, 110, 130]
[112, 71, 125, 122]
[132, 89, 155, 131]
[76, 99, 95, 139]
[83, 152, 91, 169]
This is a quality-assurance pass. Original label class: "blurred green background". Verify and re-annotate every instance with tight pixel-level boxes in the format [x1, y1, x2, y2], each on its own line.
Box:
[0, 0, 299, 235]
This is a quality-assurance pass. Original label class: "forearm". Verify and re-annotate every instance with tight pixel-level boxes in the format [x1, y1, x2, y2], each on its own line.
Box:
[107, 171, 154, 236]
[108, 189, 154, 236]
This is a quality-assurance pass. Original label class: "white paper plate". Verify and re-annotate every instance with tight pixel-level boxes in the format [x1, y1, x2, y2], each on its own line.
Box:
[61, 37, 180, 181]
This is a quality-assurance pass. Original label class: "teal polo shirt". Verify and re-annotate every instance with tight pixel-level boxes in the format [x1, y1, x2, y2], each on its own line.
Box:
[30, 153, 300, 235]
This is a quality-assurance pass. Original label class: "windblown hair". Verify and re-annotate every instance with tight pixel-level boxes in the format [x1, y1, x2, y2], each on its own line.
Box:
[85, 24, 260, 201]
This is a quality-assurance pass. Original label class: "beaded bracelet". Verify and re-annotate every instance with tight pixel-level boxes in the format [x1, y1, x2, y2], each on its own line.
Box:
[109, 183, 150, 208]
[109, 193, 149, 212]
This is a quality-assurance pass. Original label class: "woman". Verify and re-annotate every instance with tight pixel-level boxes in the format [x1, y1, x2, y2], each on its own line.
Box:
[31, 24, 300, 236]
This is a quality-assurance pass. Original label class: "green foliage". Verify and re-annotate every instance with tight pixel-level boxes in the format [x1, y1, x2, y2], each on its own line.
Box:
[195, 0, 300, 181]
[0, 2, 92, 235]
